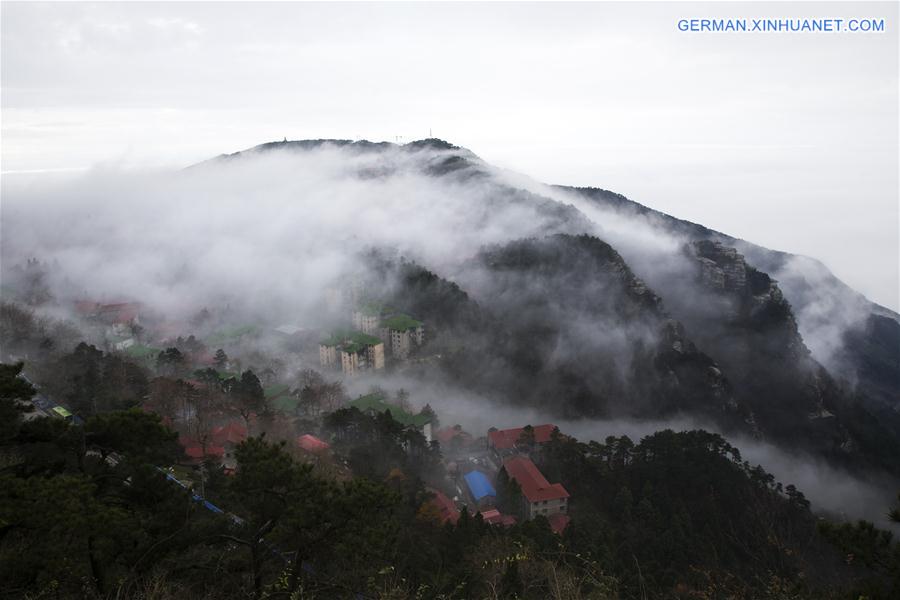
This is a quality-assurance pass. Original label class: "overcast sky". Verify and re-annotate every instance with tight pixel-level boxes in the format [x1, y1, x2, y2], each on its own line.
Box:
[2, 1, 897, 310]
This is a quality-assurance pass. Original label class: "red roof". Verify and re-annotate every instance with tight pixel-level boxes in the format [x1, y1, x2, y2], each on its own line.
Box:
[502, 455, 570, 503]
[548, 513, 571, 534]
[429, 490, 459, 524]
[479, 509, 517, 527]
[211, 422, 248, 446]
[96, 302, 140, 324]
[297, 434, 330, 453]
[488, 424, 557, 450]
[74, 300, 101, 315]
[436, 426, 474, 446]
[184, 445, 225, 459]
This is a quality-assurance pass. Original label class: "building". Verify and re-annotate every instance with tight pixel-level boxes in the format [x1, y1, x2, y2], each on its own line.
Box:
[319, 331, 385, 375]
[479, 509, 517, 527]
[547, 513, 571, 534]
[428, 490, 460, 525]
[502, 455, 569, 520]
[463, 470, 497, 509]
[319, 343, 337, 367]
[435, 425, 475, 454]
[297, 434, 330, 454]
[352, 303, 384, 335]
[350, 303, 425, 360]
[210, 422, 248, 469]
[76, 300, 142, 346]
[488, 424, 558, 459]
[349, 393, 434, 442]
[380, 314, 424, 360]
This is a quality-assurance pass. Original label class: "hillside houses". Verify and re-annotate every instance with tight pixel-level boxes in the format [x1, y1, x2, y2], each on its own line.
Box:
[487, 423, 558, 459]
[74, 300, 142, 350]
[351, 304, 425, 360]
[503, 455, 570, 521]
[319, 331, 385, 376]
[349, 393, 434, 442]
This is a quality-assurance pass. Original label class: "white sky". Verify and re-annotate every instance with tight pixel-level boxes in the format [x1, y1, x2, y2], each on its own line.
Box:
[2, 1, 898, 310]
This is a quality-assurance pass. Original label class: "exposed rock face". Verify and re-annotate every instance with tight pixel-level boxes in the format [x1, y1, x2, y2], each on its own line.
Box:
[694, 241, 747, 294]
[675, 240, 900, 474]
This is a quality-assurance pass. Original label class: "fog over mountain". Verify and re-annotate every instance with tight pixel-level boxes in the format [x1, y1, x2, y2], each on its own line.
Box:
[2, 138, 898, 524]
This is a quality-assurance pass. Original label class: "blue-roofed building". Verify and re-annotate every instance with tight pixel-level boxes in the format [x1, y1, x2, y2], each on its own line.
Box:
[464, 470, 497, 509]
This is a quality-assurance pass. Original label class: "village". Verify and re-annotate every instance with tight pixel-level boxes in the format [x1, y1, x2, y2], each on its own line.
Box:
[20, 286, 572, 535]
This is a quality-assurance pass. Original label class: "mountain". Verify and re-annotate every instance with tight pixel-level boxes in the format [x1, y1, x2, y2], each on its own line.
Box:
[5, 137, 897, 476]
[191, 138, 899, 477]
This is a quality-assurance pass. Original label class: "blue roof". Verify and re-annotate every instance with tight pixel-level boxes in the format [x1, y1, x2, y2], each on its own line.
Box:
[464, 471, 496, 501]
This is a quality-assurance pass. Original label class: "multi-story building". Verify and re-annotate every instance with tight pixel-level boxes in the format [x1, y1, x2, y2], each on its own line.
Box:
[350, 304, 425, 360]
[502, 455, 570, 520]
[487, 424, 558, 460]
[380, 314, 425, 359]
[352, 303, 384, 335]
[319, 343, 338, 367]
[319, 331, 385, 376]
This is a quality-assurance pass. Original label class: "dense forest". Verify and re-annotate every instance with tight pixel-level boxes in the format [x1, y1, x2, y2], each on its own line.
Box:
[2, 359, 899, 599]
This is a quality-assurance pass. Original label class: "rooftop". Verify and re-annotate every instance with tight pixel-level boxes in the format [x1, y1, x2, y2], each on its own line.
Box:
[349, 393, 432, 428]
[488, 424, 558, 450]
[297, 434, 330, 453]
[356, 301, 389, 317]
[382, 314, 423, 332]
[479, 509, 517, 527]
[429, 490, 460, 524]
[548, 513, 571, 534]
[463, 470, 496, 502]
[502, 455, 570, 503]
[210, 422, 247, 446]
[320, 330, 383, 353]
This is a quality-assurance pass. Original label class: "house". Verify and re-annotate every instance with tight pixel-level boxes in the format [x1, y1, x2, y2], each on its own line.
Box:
[463, 470, 496, 509]
[183, 444, 225, 464]
[112, 336, 135, 351]
[479, 508, 517, 527]
[435, 425, 475, 454]
[179, 434, 226, 464]
[75, 300, 141, 337]
[98, 302, 141, 335]
[548, 513, 571, 534]
[428, 490, 460, 524]
[349, 393, 434, 441]
[352, 303, 385, 335]
[350, 304, 425, 360]
[502, 455, 570, 520]
[297, 434, 330, 454]
[211, 422, 248, 448]
[488, 424, 558, 459]
[380, 314, 424, 360]
[319, 331, 385, 375]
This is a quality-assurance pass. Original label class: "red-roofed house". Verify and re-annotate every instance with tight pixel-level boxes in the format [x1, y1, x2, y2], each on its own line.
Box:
[297, 434, 330, 454]
[488, 424, 557, 458]
[183, 444, 225, 463]
[428, 490, 460, 525]
[548, 513, 571, 534]
[503, 455, 570, 520]
[75, 300, 141, 336]
[435, 425, 474, 452]
[479, 508, 518, 527]
[211, 422, 248, 447]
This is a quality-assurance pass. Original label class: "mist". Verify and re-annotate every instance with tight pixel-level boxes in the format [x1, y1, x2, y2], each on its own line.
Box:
[2, 139, 897, 530]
